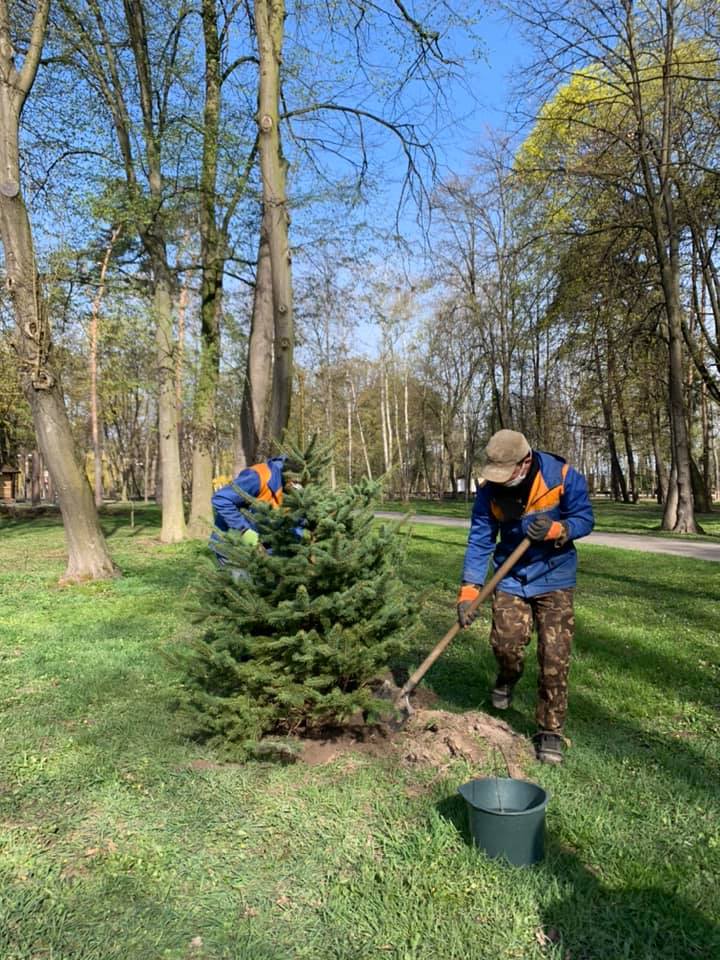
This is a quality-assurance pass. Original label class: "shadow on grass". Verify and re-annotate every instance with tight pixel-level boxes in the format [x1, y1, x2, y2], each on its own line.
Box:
[0, 508, 153, 541]
[582, 564, 720, 612]
[436, 793, 473, 846]
[437, 790, 719, 958]
[416, 604, 720, 804]
[432, 645, 719, 803]
[539, 844, 720, 959]
[572, 620, 719, 710]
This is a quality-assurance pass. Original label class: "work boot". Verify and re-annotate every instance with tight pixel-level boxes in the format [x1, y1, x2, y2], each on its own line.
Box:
[533, 730, 564, 765]
[490, 678, 516, 710]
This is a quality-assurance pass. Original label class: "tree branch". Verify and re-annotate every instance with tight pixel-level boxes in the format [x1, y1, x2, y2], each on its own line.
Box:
[17, 0, 50, 102]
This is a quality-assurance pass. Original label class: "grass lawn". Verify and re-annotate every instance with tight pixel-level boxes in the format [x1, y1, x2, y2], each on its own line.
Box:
[381, 497, 720, 539]
[1, 505, 719, 959]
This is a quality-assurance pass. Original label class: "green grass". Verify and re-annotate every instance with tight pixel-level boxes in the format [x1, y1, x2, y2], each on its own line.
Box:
[1, 505, 719, 959]
[381, 497, 720, 538]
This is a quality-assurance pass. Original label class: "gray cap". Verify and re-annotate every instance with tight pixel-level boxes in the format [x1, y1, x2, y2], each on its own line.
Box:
[479, 430, 531, 483]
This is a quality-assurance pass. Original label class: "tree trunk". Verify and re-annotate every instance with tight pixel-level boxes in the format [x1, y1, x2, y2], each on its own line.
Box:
[255, 0, 293, 445]
[89, 227, 120, 508]
[594, 342, 627, 501]
[0, 4, 116, 580]
[31, 449, 41, 504]
[118, 0, 186, 542]
[690, 457, 710, 513]
[700, 382, 713, 511]
[175, 262, 188, 439]
[664, 457, 678, 522]
[188, 277, 220, 535]
[649, 408, 668, 504]
[624, 1, 698, 532]
[188, 0, 223, 537]
[236, 210, 274, 469]
[153, 270, 186, 540]
[348, 374, 372, 480]
[661, 273, 699, 532]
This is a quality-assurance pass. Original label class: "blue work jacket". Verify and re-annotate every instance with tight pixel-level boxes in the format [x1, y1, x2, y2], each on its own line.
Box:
[211, 457, 286, 535]
[461, 450, 594, 598]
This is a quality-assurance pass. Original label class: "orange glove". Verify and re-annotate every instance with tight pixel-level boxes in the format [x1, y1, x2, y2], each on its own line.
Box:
[457, 583, 481, 628]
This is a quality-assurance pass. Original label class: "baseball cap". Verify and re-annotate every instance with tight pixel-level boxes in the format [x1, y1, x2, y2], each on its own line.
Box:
[479, 430, 531, 483]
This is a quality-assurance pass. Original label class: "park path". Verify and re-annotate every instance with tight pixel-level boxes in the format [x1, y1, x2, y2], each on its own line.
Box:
[374, 511, 720, 563]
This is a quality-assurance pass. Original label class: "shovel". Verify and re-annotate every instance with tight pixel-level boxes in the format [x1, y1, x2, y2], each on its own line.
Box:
[391, 536, 532, 725]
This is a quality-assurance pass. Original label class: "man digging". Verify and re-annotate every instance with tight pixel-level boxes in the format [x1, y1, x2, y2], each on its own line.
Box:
[457, 430, 594, 765]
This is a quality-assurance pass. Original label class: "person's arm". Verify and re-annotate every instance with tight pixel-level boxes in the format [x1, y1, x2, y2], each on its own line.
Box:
[461, 487, 498, 586]
[211, 468, 261, 533]
[559, 467, 594, 541]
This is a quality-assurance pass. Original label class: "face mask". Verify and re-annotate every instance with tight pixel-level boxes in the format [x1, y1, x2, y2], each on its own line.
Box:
[504, 467, 529, 488]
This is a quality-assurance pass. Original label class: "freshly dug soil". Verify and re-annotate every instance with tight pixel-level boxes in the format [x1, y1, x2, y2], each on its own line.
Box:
[297, 708, 533, 777]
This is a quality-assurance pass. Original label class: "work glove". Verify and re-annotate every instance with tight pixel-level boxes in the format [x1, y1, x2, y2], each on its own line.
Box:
[457, 583, 481, 628]
[239, 528, 260, 548]
[524, 514, 569, 545]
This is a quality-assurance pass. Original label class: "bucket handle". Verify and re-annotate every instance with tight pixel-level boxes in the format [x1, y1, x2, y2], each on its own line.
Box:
[491, 747, 510, 813]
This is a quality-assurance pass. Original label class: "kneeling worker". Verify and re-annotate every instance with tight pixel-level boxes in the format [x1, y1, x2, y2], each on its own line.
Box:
[457, 430, 594, 764]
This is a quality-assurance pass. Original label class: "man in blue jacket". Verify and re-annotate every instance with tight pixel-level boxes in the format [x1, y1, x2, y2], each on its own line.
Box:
[210, 455, 303, 561]
[457, 429, 594, 764]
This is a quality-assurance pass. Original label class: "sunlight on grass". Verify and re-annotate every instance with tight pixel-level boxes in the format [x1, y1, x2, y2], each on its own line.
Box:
[1, 506, 719, 959]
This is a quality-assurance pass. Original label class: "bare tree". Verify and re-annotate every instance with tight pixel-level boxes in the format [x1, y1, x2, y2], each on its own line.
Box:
[61, 0, 189, 542]
[509, 0, 715, 530]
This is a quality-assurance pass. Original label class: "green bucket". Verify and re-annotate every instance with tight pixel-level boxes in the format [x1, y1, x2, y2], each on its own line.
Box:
[458, 777, 549, 867]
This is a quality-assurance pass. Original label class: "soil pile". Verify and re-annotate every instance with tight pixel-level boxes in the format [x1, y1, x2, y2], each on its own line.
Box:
[299, 709, 533, 777]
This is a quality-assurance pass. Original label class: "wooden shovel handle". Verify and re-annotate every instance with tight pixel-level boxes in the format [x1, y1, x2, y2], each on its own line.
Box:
[397, 536, 532, 702]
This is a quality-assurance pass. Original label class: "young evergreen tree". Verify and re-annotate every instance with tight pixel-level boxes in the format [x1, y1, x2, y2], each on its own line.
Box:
[177, 438, 416, 755]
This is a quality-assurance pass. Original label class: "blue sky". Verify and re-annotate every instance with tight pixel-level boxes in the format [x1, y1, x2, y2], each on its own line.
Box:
[291, 7, 535, 357]
[438, 9, 531, 174]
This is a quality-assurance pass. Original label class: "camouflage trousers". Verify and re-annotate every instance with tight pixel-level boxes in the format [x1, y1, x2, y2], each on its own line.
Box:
[490, 588, 575, 733]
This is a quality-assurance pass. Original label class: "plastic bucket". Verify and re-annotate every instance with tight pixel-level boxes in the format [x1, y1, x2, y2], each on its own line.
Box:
[458, 777, 549, 867]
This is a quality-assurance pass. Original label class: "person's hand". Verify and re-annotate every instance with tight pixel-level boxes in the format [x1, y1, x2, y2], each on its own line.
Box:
[525, 514, 568, 543]
[457, 583, 481, 628]
[239, 528, 260, 548]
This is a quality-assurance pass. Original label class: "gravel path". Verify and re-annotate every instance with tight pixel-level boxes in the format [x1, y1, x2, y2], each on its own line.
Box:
[374, 511, 720, 563]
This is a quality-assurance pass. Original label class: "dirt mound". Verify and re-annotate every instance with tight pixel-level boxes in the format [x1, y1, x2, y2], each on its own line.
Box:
[299, 708, 533, 777]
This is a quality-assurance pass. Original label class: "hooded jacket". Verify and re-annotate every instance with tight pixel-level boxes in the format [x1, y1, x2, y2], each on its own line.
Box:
[461, 450, 594, 597]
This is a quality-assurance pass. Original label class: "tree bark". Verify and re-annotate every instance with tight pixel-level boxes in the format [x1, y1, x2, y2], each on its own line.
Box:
[152, 268, 186, 539]
[594, 342, 627, 502]
[0, 1, 116, 580]
[255, 0, 293, 445]
[188, 0, 223, 537]
[89, 227, 120, 508]
[660, 260, 698, 531]
[236, 209, 274, 469]
[649, 407, 668, 504]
